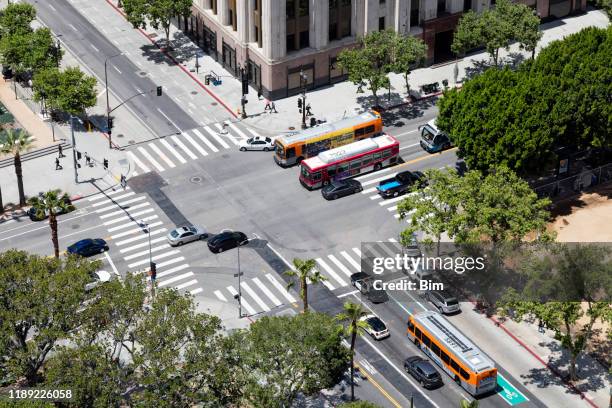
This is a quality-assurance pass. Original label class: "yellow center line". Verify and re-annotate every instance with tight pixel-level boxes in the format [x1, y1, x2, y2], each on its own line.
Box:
[354, 362, 402, 408]
[395, 147, 458, 170]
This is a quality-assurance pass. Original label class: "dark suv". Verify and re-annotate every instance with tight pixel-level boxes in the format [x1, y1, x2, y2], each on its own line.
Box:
[404, 356, 443, 389]
[207, 231, 248, 253]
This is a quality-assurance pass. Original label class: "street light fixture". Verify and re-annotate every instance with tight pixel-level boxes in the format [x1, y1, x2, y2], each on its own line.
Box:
[104, 52, 124, 149]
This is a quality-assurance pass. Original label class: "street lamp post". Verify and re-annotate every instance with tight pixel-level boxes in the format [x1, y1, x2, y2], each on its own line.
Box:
[299, 69, 308, 129]
[104, 53, 123, 149]
[70, 115, 78, 183]
[234, 246, 243, 318]
[139, 220, 153, 266]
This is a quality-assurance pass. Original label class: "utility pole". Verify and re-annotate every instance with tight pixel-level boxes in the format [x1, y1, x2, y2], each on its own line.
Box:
[104, 53, 123, 149]
[70, 115, 78, 183]
[235, 246, 243, 317]
[299, 69, 308, 129]
[240, 65, 248, 119]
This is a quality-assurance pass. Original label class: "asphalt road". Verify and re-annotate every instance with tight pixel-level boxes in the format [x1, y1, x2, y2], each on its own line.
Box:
[28, 0, 203, 138]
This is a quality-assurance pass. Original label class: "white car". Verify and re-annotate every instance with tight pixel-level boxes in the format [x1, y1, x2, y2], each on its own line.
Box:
[359, 314, 390, 340]
[167, 225, 208, 246]
[85, 270, 112, 292]
[239, 136, 274, 151]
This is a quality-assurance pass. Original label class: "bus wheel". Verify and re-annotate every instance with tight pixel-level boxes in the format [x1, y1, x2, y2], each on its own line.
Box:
[240, 147, 247, 151]
[414, 339, 420, 347]
[323, 180, 330, 187]
[374, 163, 382, 171]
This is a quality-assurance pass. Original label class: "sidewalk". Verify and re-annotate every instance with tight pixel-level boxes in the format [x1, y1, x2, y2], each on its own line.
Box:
[104, 0, 609, 135]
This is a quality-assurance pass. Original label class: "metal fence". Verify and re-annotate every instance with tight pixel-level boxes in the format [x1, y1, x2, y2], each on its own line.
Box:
[534, 163, 612, 200]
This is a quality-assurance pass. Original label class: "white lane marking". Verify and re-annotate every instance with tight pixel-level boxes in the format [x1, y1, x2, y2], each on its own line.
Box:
[115, 228, 166, 246]
[158, 272, 194, 287]
[192, 128, 219, 152]
[353, 247, 362, 258]
[113, 65, 122, 74]
[97, 88, 107, 98]
[394, 129, 419, 138]
[316, 258, 347, 287]
[400, 142, 420, 151]
[104, 251, 121, 281]
[157, 108, 183, 133]
[337, 289, 360, 298]
[215, 123, 240, 145]
[182, 132, 208, 156]
[175, 279, 199, 290]
[190, 287, 203, 295]
[341, 250, 361, 271]
[123, 244, 170, 261]
[137, 147, 165, 172]
[240, 281, 271, 312]
[157, 264, 189, 278]
[226, 286, 256, 315]
[170, 135, 197, 160]
[328, 255, 353, 278]
[103, 208, 154, 226]
[127, 151, 151, 173]
[228, 123, 248, 140]
[128, 250, 180, 268]
[203, 126, 230, 149]
[91, 192, 135, 207]
[214, 290, 227, 301]
[107, 215, 157, 233]
[265, 274, 296, 303]
[99, 202, 150, 219]
[69, 23, 77, 31]
[160, 138, 187, 164]
[252, 277, 282, 306]
[119, 236, 165, 253]
[95, 196, 147, 213]
[156, 256, 185, 269]
[148, 143, 176, 168]
[49, 4, 57, 11]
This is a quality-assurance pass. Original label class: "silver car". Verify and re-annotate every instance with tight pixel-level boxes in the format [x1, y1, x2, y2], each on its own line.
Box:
[239, 136, 274, 151]
[167, 225, 208, 246]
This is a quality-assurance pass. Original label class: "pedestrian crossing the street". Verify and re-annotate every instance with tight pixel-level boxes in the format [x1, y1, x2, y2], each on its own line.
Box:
[128, 122, 261, 174]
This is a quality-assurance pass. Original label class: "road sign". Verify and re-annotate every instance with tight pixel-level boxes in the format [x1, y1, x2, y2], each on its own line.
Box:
[497, 374, 529, 406]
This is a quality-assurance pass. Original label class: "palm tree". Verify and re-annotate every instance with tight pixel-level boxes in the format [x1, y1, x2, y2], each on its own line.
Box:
[0, 128, 35, 206]
[284, 258, 326, 313]
[28, 190, 74, 258]
[460, 399, 479, 408]
[336, 301, 369, 401]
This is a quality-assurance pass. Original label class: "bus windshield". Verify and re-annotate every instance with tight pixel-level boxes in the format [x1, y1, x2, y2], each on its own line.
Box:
[421, 125, 437, 143]
[275, 141, 285, 157]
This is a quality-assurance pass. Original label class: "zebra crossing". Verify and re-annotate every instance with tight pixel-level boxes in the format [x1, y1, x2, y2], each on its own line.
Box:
[87, 187, 203, 295]
[127, 122, 262, 174]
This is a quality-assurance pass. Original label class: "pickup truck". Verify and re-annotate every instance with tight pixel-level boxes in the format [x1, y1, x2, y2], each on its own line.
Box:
[377, 170, 426, 198]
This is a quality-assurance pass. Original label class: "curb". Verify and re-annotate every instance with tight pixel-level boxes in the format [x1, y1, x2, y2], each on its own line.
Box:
[104, 0, 237, 119]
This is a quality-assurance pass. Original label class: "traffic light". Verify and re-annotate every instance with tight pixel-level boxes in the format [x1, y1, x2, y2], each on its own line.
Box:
[103, 158, 108, 170]
[297, 98, 302, 109]
[205, 75, 210, 85]
[156, 86, 162, 96]
[107, 117, 114, 130]
[76, 151, 82, 160]
[310, 117, 316, 127]
[150, 262, 157, 280]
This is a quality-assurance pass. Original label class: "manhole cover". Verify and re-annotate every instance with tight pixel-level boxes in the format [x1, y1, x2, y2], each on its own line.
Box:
[211, 102, 218, 106]
[191, 91, 197, 95]
[138, 71, 147, 76]
[117, 133, 124, 138]
[190, 176, 203, 184]
[288, 126, 295, 130]
[128, 140, 135, 145]
[71, 224, 80, 230]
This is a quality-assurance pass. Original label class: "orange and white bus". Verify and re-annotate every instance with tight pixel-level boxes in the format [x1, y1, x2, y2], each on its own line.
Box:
[407, 311, 497, 396]
[274, 110, 383, 167]
[299, 134, 399, 189]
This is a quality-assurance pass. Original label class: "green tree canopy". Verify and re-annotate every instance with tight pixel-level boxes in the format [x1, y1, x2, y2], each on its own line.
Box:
[33, 67, 97, 116]
[122, 0, 193, 48]
[0, 28, 60, 75]
[339, 402, 384, 408]
[0, 3, 36, 37]
[389, 34, 427, 92]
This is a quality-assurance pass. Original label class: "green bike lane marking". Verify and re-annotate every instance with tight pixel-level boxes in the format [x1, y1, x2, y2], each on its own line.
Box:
[497, 373, 529, 405]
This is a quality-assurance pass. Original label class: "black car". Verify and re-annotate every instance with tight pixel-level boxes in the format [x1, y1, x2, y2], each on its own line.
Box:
[366, 287, 389, 303]
[28, 197, 74, 221]
[404, 356, 443, 389]
[67, 238, 109, 257]
[321, 179, 362, 200]
[350, 272, 371, 291]
[207, 230, 248, 253]
[350, 272, 388, 303]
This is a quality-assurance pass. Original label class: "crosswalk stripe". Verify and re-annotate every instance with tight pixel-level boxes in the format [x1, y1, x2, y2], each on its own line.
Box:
[214, 290, 227, 301]
[128, 250, 180, 268]
[328, 254, 353, 278]
[316, 258, 347, 287]
[359, 173, 398, 187]
[265, 274, 297, 303]
[127, 151, 151, 173]
[95, 196, 147, 214]
[228, 123, 248, 140]
[119, 235, 165, 253]
[378, 193, 415, 206]
[226, 286, 256, 315]
[156, 256, 185, 269]
[103, 208, 154, 226]
[246, 127, 261, 137]
[137, 146, 165, 172]
[148, 143, 176, 168]
[157, 264, 190, 278]
[214, 123, 240, 145]
[353, 247, 362, 258]
[190, 288, 203, 295]
[123, 244, 170, 261]
[387, 205, 397, 212]
[354, 166, 397, 182]
[91, 192, 135, 207]
[157, 272, 194, 287]
[160, 139, 187, 163]
[99, 202, 150, 219]
[170, 136, 197, 160]
[370, 194, 382, 200]
[192, 129, 219, 152]
[87, 188, 128, 202]
[182, 132, 208, 156]
[341, 250, 362, 271]
[110, 218, 160, 237]
[252, 277, 282, 307]
[203, 126, 230, 149]
[363, 186, 379, 194]
[240, 281, 271, 312]
[321, 279, 335, 290]
[175, 279, 199, 290]
[115, 228, 167, 246]
[108, 215, 158, 233]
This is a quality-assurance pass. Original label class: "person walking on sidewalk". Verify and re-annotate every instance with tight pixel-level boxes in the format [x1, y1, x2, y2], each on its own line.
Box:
[270, 100, 278, 113]
[538, 319, 545, 333]
[58, 144, 65, 158]
[264, 98, 271, 112]
[85, 153, 92, 167]
[55, 158, 62, 170]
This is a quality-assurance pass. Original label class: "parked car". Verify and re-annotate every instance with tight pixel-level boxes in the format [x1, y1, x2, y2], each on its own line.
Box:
[85, 270, 113, 292]
[404, 356, 443, 389]
[239, 136, 274, 151]
[207, 230, 249, 253]
[167, 225, 208, 246]
[67, 238, 109, 257]
[360, 314, 390, 340]
[27, 196, 75, 221]
[321, 179, 363, 200]
[425, 290, 461, 314]
[410, 265, 434, 282]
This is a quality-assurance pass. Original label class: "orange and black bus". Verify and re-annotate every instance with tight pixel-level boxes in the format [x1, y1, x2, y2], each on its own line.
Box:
[273, 110, 383, 167]
[407, 311, 497, 396]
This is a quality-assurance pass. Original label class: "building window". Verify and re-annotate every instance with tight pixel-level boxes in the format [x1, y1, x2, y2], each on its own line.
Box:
[298, 0, 309, 16]
[437, 0, 446, 13]
[228, 0, 237, 30]
[299, 30, 309, 48]
[287, 34, 296, 51]
[380, 0, 386, 3]
[287, 0, 295, 19]
[341, 0, 351, 5]
[330, 0, 338, 7]
[253, 0, 258, 11]
[286, 0, 310, 52]
[212, 0, 218, 14]
[411, 0, 419, 26]
[463, 0, 472, 11]
[252, 0, 262, 47]
[378, 16, 385, 30]
[329, 0, 352, 41]
[329, 23, 338, 41]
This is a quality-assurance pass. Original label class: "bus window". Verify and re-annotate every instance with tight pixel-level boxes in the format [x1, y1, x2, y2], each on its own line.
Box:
[362, 154, 372, 166]
[460, 368, 470, 381]
[440, 350, 450, 365]
[373, 151, 382, 161]
[355, 127, 365, 137]
[327, 165, 337, 177]
[365, 125, 375, 134]
[287, 147, 296, 158]
[350, 160, 361, 170]
[337, 162, 349, 175]
[422, 334, 431, 348]
[450, 359, 461, 373]
[313, 172, 321, 181]
[407, 320, 415, 332]
[414, 327, 422, 340]
[431, 342, 441, 356]
[382, 149, 392, 158]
